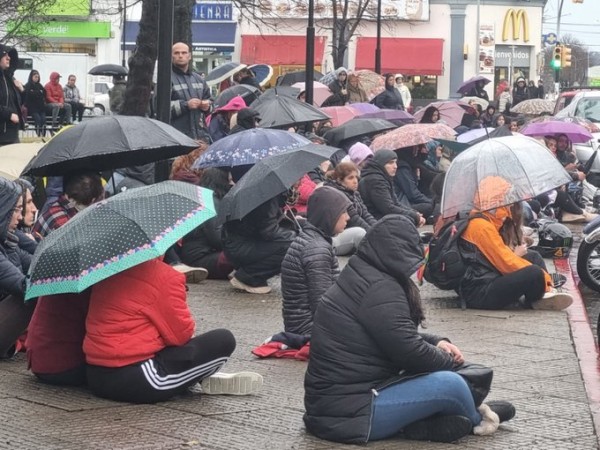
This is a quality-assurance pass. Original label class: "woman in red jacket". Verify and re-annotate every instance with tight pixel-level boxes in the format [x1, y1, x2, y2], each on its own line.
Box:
[84, 258, 262, 403]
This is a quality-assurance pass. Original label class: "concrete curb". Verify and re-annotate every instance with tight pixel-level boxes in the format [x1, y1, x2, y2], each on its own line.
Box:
[556, 257, 600, 446]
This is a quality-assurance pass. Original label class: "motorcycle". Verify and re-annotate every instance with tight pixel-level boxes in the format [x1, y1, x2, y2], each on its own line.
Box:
[576, 214, 600, 292]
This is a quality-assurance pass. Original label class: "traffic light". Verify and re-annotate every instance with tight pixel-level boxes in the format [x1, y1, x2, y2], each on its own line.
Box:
[561, 45, 572, 68]
[552, 44, 562, 69]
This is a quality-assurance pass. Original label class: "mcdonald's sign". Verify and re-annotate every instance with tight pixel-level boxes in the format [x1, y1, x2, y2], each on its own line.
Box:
[502, 9, 529, 42]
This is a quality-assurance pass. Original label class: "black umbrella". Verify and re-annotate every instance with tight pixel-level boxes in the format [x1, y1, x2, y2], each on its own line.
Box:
[214, 84, 261, 109]
[89, 64, 128, 76]
[276, 70, 324, 86]
[323, 118, 397, 146]
[205, 62, 246, 86]
[251, 87, 301, 108]
[23, 116, 199, 176]
[220, 143, 338, 222]
[252, 95, 331, 129]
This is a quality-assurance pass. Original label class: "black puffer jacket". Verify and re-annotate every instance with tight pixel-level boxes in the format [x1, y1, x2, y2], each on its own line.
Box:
[181, 197, 224, 270]
[373, 86, 404, 110]
[304, 215, 454, 443]
[324, 179, 376, 230]
[358, 159, 419, 224]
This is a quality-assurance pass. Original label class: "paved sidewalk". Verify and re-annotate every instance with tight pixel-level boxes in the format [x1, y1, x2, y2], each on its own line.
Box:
[1, 258, 598, 449]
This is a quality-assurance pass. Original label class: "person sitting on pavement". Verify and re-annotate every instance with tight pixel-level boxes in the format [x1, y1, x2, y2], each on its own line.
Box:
[180, 168, 235, 280]
[358, 150, 424, 227]
[419, 106, 440, 124]
[84, 257, 263, 403]
[480, 105, 496, 128]
[33, 172, 104, 238]
[0, 177, 35, 359]
[394, 145, 435, 221]
[223, 180, 298, 294]
[13, 179, 39, 254]
[281, 187, 350, 336]
[304, 214, 513, 444]
[229, 108, 260, 134]
[340, 142, 373, 170]
[207, 95, 246, 142]
[458, 176, 573, 311]
[373, 73, 405, 110]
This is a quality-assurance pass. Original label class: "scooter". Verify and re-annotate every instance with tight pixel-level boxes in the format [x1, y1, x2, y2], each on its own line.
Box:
[576, 214, 600, 292]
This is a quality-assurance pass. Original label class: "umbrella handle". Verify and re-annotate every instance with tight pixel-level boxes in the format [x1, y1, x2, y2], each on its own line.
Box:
[583, 150, 598, 175]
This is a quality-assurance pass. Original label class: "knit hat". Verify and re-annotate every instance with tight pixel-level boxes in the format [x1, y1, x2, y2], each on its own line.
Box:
[372, 149, 397, 166]
[348, 142, 373, 165]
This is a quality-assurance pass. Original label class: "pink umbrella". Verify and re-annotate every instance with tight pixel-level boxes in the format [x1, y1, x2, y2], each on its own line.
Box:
[320, 106, 361, 127]
[413, 101, 476, 128]
[371, 126, 431, 152]
[291, 81, 332, 107]
[353, 70, 385, 101]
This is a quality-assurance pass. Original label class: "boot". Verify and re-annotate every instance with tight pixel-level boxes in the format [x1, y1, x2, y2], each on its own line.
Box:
[403, 415, 472, 443]
[485, 400, 516, 422]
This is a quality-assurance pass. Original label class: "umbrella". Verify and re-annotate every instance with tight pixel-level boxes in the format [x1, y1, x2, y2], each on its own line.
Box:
[193, 129, 311, 169]
[409, 123, 457, 140]
[205, 62, 247, 86]
[510, 99, 554, 115]
[252, 94, 331, 129]
[319, 106, 360, 127]
[461, 96, 489, 110]
[359, 109, 415, 126]
[441, 135, 572, 219]
[348, 103, 380, 114]
[323, 118, 397, 146]
[353, 70, 386, 101]
[214, 84, 261, 109]
[371, 125, 431, 152]
[520, 121, 593, 144]
[276, 70, 324, 86]
[457, 76, 491, 95]
[88, 64, 128, 76]
[23, 116, 199, 177]
[252, 86, 302, 107]
[413, 100, 476, 129]
[468, 125, 514, 146]
[291, 81, 331, 106]
[527, 116, 600, 134]
[456, 127, 495, 143]
[0, 142, 44, 180]
[249, 64, 273, 87]
[220, 143, 338, 222]
[25, 181, 216, 300]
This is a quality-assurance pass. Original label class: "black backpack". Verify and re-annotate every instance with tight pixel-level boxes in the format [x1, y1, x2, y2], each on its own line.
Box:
[424, 214, 482, 291]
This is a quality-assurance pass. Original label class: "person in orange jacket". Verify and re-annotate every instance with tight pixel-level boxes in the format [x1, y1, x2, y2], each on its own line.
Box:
[458, 176, 573, 311]
[84, 257, 262, 403]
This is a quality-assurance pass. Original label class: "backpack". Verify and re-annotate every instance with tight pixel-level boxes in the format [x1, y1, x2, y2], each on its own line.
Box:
[424, 213, 482, 291]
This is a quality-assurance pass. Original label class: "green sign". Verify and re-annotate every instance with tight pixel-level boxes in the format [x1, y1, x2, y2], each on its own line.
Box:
[11, 21, 111, 38]
[46, 0, 90, 16]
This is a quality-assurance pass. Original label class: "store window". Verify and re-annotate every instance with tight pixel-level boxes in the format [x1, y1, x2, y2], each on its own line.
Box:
[410, 75, 438, 99]
[26, 42, 96, 56]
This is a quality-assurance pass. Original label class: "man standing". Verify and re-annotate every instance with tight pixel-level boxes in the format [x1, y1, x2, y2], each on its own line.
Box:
[64, 75, 85, 123]
[537, 80, 545, 99]
[0, 45, 24, 145]
[45, 72, 71, 128]
[395, 74, 412, 111]
[170, 42, 212, 143]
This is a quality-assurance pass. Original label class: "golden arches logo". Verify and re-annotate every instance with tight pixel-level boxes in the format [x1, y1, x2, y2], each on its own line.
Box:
[502, 9, 529, 42]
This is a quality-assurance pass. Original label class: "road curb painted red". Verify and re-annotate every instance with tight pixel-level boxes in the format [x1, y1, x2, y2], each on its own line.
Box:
[556, 257, 600, 444]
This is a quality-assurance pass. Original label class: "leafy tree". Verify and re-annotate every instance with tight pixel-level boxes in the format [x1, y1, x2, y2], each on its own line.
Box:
[1, 0, 63, 44]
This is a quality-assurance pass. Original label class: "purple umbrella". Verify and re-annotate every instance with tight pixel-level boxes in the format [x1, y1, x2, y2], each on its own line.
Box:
[349, 103, 380, 114]
[358, 109, 415, 126]
[457, 75, 491, 95]
[520, 121, 593, 144]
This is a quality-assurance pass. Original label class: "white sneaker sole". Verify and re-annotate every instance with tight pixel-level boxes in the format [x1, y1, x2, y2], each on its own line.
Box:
[201, 372, 264, 395]
[230, 277, 271, 294]
[184, 268, 208, 284]
[532, 293, 573, 311]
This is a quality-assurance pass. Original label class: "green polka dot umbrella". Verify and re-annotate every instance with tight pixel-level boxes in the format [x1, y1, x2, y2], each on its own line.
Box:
[25, 181, 216, 301]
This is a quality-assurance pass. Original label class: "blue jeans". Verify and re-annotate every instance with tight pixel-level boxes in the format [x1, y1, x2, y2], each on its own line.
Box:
[369, 371, 481, 441]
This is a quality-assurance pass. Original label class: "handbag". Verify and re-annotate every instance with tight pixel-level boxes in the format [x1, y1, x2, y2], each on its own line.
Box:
[453, 362, 494, 406]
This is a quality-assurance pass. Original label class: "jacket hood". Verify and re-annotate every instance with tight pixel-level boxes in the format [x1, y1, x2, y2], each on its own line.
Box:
[307, 186, 351, 237]
[236, 108, 260, 129]
[49, 71, 61, 82]
[335, 67, 348, 76]
[473, 176, 513, 229]
[360, 156, 391, 180]
[348, 142, 373, 166]
[27, 70, 41, 84]
[0, 178, 22, 242]
[214, 95, 246, 114]
[0, 45, 18, 75]
[356, 214, 424, 277]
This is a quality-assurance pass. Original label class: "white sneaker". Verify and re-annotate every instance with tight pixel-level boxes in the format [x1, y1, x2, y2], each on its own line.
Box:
[532, 291, 573, 311]
[230, 277, 271, 294]
[561, 212, 587, 223]
[200, 372, 264, 395]
[172, 264, 208, 283]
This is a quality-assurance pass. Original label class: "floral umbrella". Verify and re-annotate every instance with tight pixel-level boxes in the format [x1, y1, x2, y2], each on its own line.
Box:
[371, 125, 431, 152]
[353, 70, 386, 101]
[510, 99, 555, 115]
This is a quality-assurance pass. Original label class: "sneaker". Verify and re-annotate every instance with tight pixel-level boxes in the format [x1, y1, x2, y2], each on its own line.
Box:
[561, 212, 587, 223]
[403, 415, 472, 443]
[200, 372, 263, 395]
[551, 273, 567, 288]
[532, 290, 573, 310]
[522, 226, 535, 237]
[230, 277, 271, 294]
[172, 264, 208, 283]
[584, 211, 599, 222]
[485, 400, 516, 423]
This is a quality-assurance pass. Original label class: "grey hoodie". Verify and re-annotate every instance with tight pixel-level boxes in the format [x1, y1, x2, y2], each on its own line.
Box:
[307, 186, 351, 237]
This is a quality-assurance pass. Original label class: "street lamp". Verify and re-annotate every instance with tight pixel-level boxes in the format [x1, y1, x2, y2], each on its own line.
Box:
[375, 0, 381, 73]
[121, 0, 127, 67]
[305, 0, 315, 105]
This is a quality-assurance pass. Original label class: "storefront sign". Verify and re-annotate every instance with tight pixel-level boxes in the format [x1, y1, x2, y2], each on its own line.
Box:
[502, 8, 529, 42]
[11, 21, 111, 38]
[494, 45, 531, 67]
[192, 2, 233, 21]
[255, 0, 429, 21]
[479, 24, 495, 74]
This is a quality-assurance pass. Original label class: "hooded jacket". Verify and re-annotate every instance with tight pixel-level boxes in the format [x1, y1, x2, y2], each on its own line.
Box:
[324, 67, 349, 106]
[230, 107, 260, 134]
[0, 45, 24, 143]
[207, 96, 245, 142]
[358, 152, 420, 224]
[23, 70, 46, 114]
[44, 72, 64, 104]
[281, 187, 350, 335]
[394, 152, 434, 207]
[0, 178, 30, 299]
[373, 80, 405, 110]
[512, 78, 529, 107]
[304, 215, 454, 443]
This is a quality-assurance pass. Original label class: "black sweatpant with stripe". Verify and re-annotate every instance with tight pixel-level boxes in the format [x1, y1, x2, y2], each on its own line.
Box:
[87, 328, 236, 404]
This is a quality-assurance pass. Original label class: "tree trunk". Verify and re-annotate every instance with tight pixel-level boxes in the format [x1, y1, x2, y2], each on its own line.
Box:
[173, 0, 193, 47]
[121, 0, 159, 116]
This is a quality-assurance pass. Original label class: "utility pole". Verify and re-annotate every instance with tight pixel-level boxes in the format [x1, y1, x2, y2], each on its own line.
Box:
[375, 0, 382, 74]
[305, 0, 315, 105]
[475, 0, 480, 75]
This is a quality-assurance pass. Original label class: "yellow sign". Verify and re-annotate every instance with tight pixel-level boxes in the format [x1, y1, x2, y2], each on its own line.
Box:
[502, 9, 529, 42]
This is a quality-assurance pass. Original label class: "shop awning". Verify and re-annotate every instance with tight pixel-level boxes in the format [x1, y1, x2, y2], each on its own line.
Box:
[355, 38, 444, 76]
[241, 35, 327, 65]
[123, 21, 236, 53]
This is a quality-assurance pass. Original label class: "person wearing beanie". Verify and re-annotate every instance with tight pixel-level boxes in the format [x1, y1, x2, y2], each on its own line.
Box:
[230, 108, 260, 134]
[0, 45, 24, 145]
[341, 142, 373, 169]
[281, 186, 350, 336]
[358, 150, 424, 226]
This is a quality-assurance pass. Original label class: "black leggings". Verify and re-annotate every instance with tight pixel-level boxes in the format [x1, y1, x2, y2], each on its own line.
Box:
[482, 265, 546, 310]
[555, 190, 583, 215]
[0, 295, 35, 358]
[87, 329, 236, 403]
